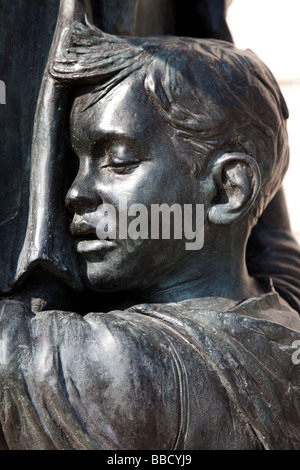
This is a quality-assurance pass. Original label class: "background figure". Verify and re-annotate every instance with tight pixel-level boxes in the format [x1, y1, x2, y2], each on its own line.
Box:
[91, 0, 233, 40]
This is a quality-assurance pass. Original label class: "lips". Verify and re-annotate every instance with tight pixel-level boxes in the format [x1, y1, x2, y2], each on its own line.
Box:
[76, 239, 116, 254]
[69, 219, 97, 237]
[70, 219, 116, 254]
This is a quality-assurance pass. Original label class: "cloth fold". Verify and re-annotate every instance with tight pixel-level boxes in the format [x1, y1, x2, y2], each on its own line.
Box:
[1, 290, 299, 449]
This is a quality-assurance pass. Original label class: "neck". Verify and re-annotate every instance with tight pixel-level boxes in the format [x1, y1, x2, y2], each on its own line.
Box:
[133, 226, 264, 305]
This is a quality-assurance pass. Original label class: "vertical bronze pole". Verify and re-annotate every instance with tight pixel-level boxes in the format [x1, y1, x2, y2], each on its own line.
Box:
[16, 0, 93, 288]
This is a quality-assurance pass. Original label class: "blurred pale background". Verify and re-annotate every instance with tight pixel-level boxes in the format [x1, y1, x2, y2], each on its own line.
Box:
[227, 0, 300, 243]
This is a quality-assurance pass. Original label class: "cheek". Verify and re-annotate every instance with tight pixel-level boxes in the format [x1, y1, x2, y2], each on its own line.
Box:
[100, 166, 160, 206]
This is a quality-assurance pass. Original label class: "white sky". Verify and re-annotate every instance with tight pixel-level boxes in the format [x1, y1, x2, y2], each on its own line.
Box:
[227, 0, 300, 239]
[227, 0, 300, 80]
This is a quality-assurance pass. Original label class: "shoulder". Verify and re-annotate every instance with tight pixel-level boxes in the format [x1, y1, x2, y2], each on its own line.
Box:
[228, 289, 300, 332]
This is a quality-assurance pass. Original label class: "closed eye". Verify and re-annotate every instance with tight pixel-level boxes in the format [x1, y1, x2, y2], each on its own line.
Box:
[102, 161, 141, 174]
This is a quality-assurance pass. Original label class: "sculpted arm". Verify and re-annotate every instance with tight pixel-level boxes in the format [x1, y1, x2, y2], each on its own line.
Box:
[0, 299, 271, 450]
[0, 300, 183, 449]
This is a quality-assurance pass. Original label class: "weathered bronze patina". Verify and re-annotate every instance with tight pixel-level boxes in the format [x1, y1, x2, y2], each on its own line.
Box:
[0, 0, 299, 450]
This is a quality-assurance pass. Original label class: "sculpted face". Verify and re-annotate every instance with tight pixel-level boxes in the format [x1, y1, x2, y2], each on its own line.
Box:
[66, 77, 203, 292]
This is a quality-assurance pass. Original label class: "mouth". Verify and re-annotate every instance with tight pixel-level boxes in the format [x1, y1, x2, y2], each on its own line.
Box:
[74, 234, 116, 254]
[76, 239, 116, 254]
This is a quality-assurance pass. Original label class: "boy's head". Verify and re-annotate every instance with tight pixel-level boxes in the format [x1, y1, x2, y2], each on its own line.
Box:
[51, 21, 289, 292]
[53, 21, 289, 226]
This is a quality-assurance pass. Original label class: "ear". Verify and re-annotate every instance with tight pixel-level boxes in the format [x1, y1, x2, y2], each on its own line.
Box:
[207, 153, 261, 225]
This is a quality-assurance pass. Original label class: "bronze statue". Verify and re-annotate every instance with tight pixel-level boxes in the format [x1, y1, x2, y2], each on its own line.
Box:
[0, 0, 299, 450]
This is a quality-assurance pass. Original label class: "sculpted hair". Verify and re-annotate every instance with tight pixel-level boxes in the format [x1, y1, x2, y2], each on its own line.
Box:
[51, 19, 289, 224]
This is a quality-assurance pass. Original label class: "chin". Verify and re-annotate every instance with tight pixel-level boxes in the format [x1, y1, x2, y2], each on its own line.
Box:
[81, 260, 143, 293]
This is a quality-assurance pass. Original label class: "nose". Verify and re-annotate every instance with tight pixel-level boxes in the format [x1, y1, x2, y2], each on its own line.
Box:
[65, 175, 102, 213]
